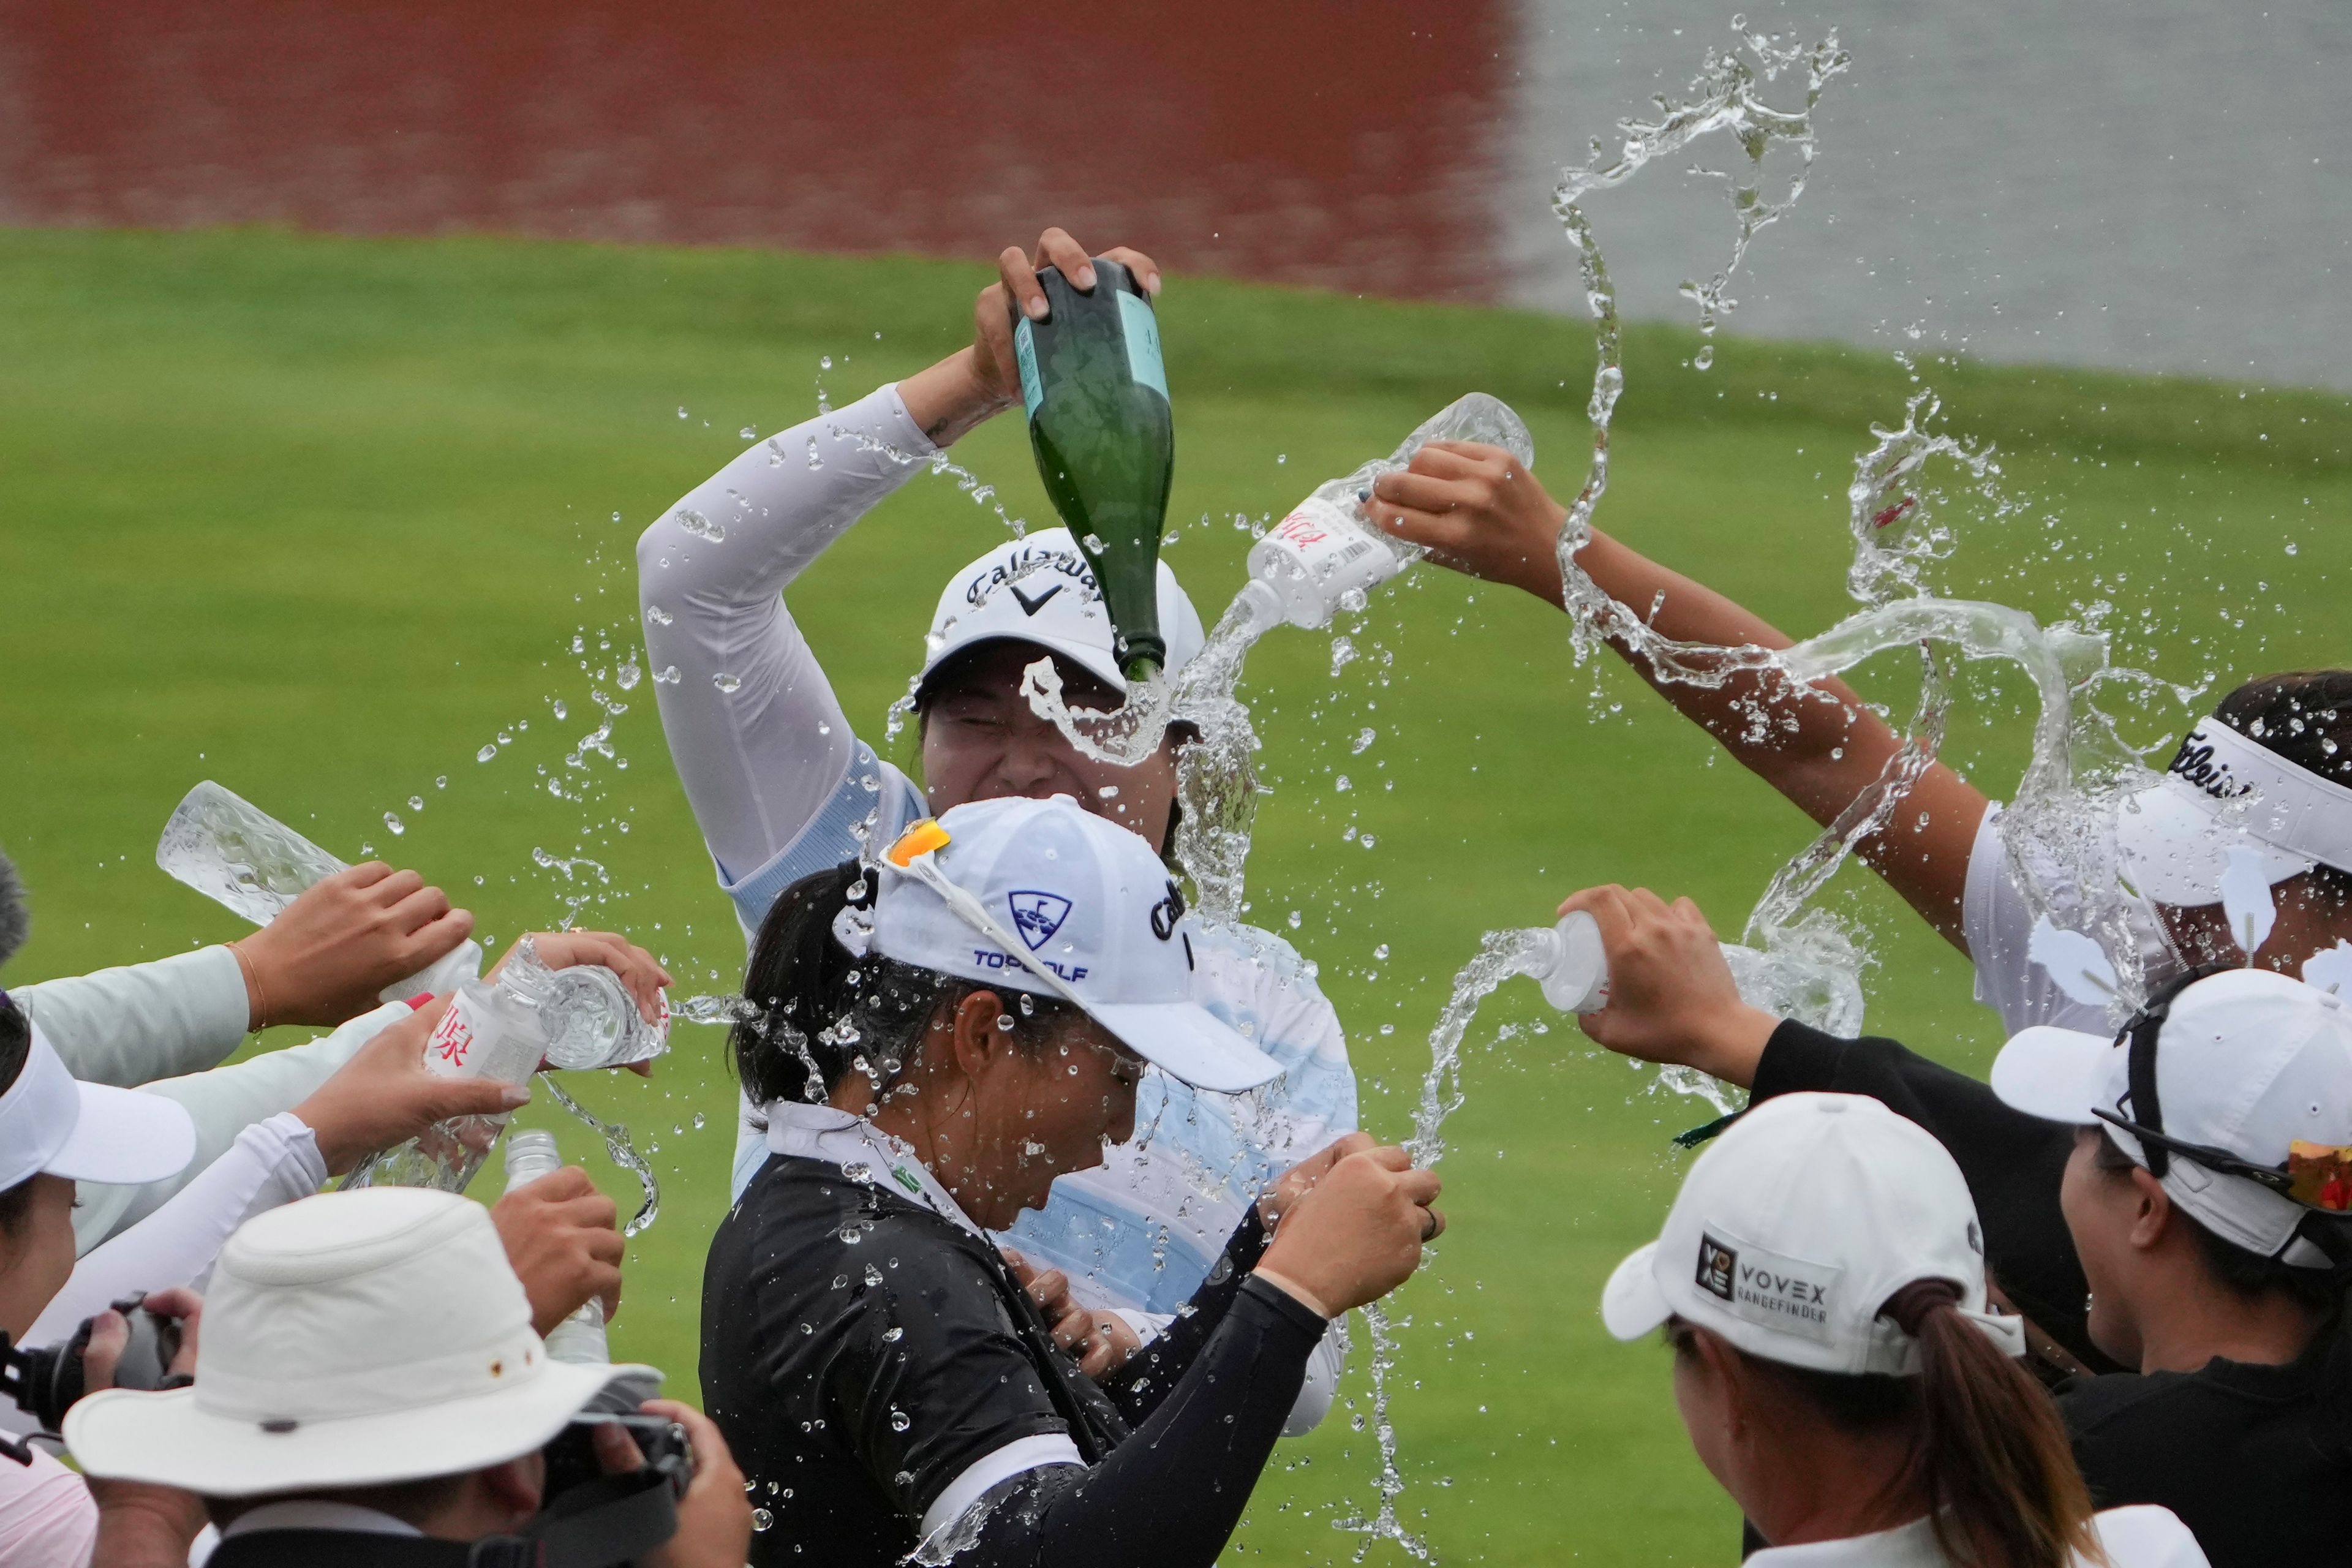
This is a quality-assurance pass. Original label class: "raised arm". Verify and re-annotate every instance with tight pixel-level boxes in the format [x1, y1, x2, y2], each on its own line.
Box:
[1370, 443, 1988, 946]
[637, 229, 1163, 886]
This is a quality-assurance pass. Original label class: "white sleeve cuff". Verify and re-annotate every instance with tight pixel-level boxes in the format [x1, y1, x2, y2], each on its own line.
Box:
[916, 1433, 1084, 1543]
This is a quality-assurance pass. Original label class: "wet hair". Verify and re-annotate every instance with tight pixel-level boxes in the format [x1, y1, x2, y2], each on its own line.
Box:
[0, 847, 26, 969]
[1675, 1283, 2102, 1568]
[0, 992, 36, 1235]
[730, 860, 1080, 1109]
[2214, 669, 2352, 908]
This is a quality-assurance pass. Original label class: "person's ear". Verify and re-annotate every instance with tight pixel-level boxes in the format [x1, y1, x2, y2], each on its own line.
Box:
[2127, 1166, 2174, 1250]
[949, 989, 1009, 1080]
[1688, 1326, 1750, 1440]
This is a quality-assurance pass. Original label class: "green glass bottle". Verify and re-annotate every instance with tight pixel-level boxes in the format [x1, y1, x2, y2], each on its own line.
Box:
[1011, 257, 1174, 680]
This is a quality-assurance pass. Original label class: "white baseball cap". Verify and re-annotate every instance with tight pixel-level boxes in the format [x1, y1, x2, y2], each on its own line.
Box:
[67, 1188, 656, 1495]
[919, 527, 1206, 698]
[1992, 968, 2352, 1266]
[0, 1006, 195, 1190]
[2117, 718, 2352, 907]
[1602, 1093, 2024, 1376]
[865, 795, 1281, 1095]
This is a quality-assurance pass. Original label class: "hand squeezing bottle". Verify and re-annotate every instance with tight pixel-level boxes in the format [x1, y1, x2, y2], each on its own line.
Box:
[1235, 393, 1534, 633]
[155, 781, 483, 1001]
[502, 1129, 611, 1365]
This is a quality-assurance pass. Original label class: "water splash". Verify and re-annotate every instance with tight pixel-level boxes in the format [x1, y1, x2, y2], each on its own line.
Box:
[537, 1072, 662, 1237]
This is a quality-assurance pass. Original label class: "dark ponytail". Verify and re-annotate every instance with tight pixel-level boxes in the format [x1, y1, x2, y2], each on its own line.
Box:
[1879, 1281, 2104, 1568]
[730, 860, 1076, 1109]
[1723, 1282, 2101, 1568]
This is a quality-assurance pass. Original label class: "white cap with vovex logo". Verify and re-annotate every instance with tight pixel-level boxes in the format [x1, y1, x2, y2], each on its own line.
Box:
[920, 527, 1207, 698]
[2116, 718, 2352, 907]
[1602, 1093, 2023, 1376]
[1993, 968, 2352, 1264]
[870, 795, 1281, 1095]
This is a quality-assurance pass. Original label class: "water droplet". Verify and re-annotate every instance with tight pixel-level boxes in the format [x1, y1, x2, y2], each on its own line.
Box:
[478, 744, 498, 763]
[712, 672, 742, 694]
[1352, 727, 1378, 754]
[654, 666, 680, 685]
[644, 605, 674, 627]
[889, 1409, 910, 1433]
[616, 659, 642, 691]
[882, 1325, 904, 1343]
[692, 1112, 706, 1129]
[383, 812, 404, 836]
[551, 699, 568, 720]
[677, 405, 690, 420]
[750, 1508, 773, 1532]
[1693, 343, 1716, 370]
[434, 776, 447, 790]
[407, 796, 424, 811]
[741, 425, 759, 440]
[674, 508, 725, 543]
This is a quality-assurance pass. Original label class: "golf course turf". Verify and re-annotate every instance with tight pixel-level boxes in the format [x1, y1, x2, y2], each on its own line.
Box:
[2, 226, 2344, 1564]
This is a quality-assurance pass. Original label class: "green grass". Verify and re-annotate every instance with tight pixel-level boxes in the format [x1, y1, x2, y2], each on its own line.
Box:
[1, 225, 2345, 1565]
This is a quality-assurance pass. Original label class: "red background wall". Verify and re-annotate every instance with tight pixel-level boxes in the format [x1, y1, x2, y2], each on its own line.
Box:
[0, 0, 1507, 300]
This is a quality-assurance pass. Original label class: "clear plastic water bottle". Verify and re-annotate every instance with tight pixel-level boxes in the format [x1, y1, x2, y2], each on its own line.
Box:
[501, 1129, 611, 1365]
[341, 973, 548, 1194]
[533, 960, 671, 1071]
[155, 781, 484, 1002]
[1524, 911, 1868, 1038]
[1238, 393, 1536, 632]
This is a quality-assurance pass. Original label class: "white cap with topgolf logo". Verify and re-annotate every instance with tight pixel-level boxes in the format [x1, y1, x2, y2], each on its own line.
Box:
[919, 526, 1207, 697]
[864, 794, 1281, 1096]
[1601, 1092, 2024, 1376]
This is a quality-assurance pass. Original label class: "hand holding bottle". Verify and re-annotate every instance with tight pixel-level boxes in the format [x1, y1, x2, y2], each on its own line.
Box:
[1365, 440, 1573, 605]
[494, 1149, 624, 1337]
[292, 997, 532, 1175]
[898, 227, 1164, 449]
[1255, 1144, 1442, 1318]
[230, 861, 475, 1030]
[1556, 886, 1779, 1087]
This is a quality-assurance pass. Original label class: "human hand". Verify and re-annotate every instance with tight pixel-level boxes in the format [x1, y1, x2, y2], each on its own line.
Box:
[292, 998, 532, 1175]
[491, 1163, 624, 1332]
[232, 862, 474, 1030]
[900, 228, 1165, 448]
[89, 1477, 209, 1568]
[1003, 1249, 1140, 1379]
[1255, 1145, 1442, 1318]
[1363, 441, 1572, 605]
[80, 1287, 202, 1392]
[592, 1400, 753, 1568]
[495, 930, 671, 1078]
[1259, 1131, 1377, 1229]
[1556, 885, 1777, 1087]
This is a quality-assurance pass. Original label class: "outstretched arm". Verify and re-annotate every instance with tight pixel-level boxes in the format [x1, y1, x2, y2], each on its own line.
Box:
[637, 230, 1163, 888]
[1370, 442, 1988, 946]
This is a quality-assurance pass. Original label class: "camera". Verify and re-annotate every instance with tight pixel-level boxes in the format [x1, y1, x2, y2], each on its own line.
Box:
[0, 1294, 184, 1434]
[541, 1411, 695, 1505]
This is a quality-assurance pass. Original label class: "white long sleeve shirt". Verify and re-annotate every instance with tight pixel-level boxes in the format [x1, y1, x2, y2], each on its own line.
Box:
[639, 385, 1355, 1427]
[13, 959, 404, 1253]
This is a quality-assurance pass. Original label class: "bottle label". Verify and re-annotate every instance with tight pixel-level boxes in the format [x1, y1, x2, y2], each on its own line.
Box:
[1014, 318, 1044, 418]
[426, 995, 481, 1077]
[1117, 290, 1168, 402]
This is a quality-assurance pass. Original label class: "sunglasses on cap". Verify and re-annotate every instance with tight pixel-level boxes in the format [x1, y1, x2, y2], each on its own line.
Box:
[2094, 962, 2352, 1223]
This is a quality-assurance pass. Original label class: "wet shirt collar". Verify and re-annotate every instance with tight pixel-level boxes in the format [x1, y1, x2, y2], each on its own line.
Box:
[761, 1101, 982, 1238]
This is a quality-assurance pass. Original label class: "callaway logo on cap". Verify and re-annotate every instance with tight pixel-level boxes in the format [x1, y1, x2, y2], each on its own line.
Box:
[919, 527, 1207, 698]
[869, 796, 1280, 1095]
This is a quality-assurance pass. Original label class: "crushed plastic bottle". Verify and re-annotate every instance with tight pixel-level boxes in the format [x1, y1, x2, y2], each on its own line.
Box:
[1240, 394, 1534, 633]
[156, 781, 484, 1003]
[502, 1129, 610, 1364]
[342, 971, 548, 1194]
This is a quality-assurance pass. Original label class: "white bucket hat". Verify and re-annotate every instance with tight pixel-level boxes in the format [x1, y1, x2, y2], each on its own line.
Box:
[865, 796, 1281, 1095]
[919, 527, 1206, 698]
[0, 1006, 195, 1191]
[2117, 719, 2352, 907]
[1993, 967, 2352, 1266]
[1602, 1093, 2024, 1376]
[66, 1188, 654, 1495]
